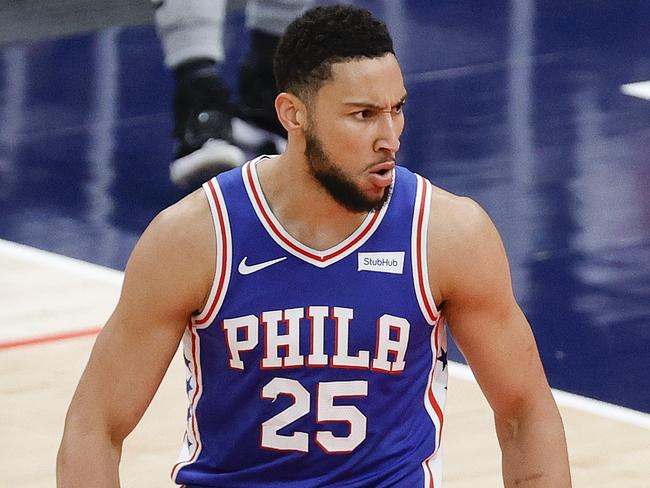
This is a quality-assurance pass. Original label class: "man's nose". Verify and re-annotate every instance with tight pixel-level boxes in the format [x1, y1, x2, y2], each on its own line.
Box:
[374, 113, 401, 154]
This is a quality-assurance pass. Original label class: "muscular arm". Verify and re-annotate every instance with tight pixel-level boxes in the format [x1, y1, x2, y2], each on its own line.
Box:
[429, 192, 571, 487]
[57, 190, 215, 487]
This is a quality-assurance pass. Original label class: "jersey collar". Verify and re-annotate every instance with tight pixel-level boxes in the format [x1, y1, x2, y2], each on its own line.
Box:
[242, 156, 393, 268]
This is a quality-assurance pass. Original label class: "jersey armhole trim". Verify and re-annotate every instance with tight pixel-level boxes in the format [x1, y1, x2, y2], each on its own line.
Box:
[411, 175, 440, 326]
[192, 177, 232, 328]
[171, 327, 204, 480]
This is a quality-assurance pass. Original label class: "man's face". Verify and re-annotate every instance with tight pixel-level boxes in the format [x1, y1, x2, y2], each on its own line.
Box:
[303, 54, 407, 213]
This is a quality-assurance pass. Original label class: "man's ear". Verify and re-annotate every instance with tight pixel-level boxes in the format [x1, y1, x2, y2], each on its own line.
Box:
[275, 92, 307, 132]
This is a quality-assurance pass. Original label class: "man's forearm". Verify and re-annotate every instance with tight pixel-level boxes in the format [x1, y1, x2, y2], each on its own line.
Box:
[57, 431, 122, 488]
[495, 402, 571, 487]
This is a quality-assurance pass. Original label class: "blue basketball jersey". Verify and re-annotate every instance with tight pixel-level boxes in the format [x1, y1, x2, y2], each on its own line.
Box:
[172, 156, 448, 487]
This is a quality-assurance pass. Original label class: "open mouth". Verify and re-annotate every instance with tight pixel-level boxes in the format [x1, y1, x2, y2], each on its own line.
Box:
[369, 161, 395, 175]
[367, 162, 395, 188]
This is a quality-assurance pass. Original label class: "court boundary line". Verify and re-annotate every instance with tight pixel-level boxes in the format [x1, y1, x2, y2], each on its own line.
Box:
[0, 327, 102, 350]
[0, 238, 123, 285]
[0, 238, 120, 350]
[2, 239, 649, 428]
[449, 361, 650, 430]
[620, 80, 650, 100]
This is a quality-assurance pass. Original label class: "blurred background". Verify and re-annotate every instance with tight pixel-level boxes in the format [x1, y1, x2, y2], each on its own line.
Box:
[0, 0, 649, 416]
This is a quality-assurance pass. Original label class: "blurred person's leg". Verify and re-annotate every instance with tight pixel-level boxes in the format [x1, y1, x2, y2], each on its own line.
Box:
[154, 0, 243, 189]
[239, 0, 315, 136]
[154, 0, 315, 189]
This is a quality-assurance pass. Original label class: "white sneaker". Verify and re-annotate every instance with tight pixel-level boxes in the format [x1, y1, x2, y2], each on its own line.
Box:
[169, 138, 245, 188]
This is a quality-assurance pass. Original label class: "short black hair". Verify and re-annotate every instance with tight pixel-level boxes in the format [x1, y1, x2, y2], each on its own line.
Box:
[274, 5, 395, 99]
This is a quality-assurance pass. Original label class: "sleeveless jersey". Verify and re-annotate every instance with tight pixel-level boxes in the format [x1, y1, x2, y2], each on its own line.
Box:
[172, 156, 448, 487]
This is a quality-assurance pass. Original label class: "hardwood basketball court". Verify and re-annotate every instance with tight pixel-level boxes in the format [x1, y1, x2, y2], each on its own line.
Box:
[2, 241, 648, 486]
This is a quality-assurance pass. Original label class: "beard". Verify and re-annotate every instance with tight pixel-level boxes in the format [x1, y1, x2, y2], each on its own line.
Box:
[304, 131, 391, 213]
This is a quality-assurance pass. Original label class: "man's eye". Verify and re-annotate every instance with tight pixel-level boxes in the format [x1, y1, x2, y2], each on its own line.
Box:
[394, 103, 405, 114]
[355, 110, 373, 119]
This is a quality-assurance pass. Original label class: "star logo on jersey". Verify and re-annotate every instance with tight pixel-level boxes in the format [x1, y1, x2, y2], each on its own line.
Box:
[437, 348, 448, 371]
[238, 256, 287, 275]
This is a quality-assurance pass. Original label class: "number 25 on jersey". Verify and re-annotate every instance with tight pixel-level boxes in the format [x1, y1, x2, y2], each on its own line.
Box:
[261, 378, 368, 454]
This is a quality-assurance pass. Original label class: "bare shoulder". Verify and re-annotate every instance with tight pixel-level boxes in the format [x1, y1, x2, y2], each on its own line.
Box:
[428, 185, 496, 246]
[426, 185, 508, 305]
[151, 187, 214, 243]
[122, 187, 216, 315]
[145, 186, 215, 283]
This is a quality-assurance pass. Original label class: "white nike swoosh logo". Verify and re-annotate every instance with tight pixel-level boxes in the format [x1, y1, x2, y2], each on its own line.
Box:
[238, 256, 287, 275]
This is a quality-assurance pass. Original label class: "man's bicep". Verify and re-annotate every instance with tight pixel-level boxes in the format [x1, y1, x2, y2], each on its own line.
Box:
[448, 301, 549, 419]
[69, 306, 186, 442]
[441, 206, 550, 419]
[66, 203, 212, 441]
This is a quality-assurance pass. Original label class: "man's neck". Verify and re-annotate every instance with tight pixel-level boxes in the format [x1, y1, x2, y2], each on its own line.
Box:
[255, 152, 370, 251]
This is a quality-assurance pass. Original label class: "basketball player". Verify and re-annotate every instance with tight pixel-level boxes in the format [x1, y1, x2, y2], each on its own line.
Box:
[57, 5, 571, 487]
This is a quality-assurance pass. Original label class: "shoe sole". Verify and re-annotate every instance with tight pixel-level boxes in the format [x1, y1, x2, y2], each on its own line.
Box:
[232, 118, 287, 154]
[170, 139, 246, 187]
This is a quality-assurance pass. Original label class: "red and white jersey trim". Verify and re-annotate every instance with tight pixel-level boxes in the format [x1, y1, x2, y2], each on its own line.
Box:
[172, 178, 230, 478]
[421, 318, 448, 487]
[192, 178, 232, 329]
[412, 174, 447, 487]
[242, 156, 391, 268]
[171, 327, 204, 481]
[422, 444, 444, 488]
[411, 175, 440, 325]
